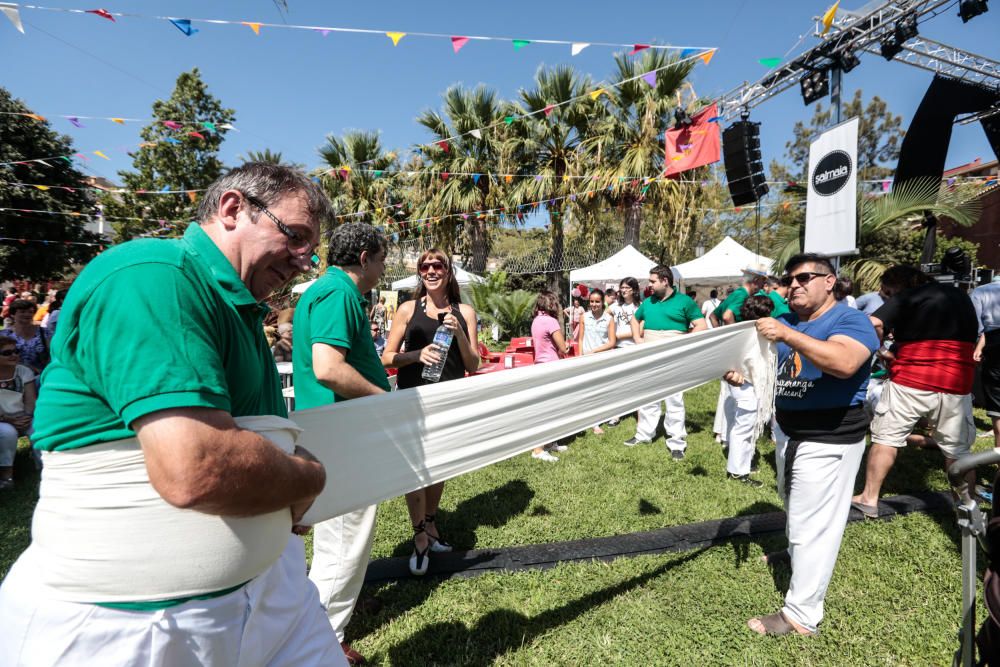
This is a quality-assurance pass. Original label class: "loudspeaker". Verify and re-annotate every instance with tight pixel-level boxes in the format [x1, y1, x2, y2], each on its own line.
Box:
[723, 121, 769, 206]
[983, 112, 1000, 159]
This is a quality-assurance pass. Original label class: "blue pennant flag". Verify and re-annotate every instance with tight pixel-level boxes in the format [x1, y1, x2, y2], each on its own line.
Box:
[169, 18, 198, 36]
[472, 173, 481, 184]
[680, 48, 697, 59]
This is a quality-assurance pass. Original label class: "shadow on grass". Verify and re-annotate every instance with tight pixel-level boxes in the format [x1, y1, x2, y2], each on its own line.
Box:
[638, 499, 661, 515]
[382, 547, 711, 666]
[0, 444, 41, 579]
[388, 479, 535, 558]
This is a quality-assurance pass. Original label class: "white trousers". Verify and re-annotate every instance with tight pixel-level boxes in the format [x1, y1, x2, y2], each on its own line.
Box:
[635, 392, 686, 450]
[774, 424, 865, 633]
[309, 504, 378, 641]
[725, 381, 757, 476]
[0, 536, 343, 667]
[713, 381, 735, 439]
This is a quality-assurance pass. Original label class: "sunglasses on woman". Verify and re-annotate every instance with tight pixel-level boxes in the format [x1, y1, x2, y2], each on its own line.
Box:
[0, 349, 18, 357]
[418, 261, 447, 274]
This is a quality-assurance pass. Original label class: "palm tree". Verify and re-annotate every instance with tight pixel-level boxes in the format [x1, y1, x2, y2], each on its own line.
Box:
[238, 148, 301, 168]
[506, 65, 602, 292]
[318, 130, 401, 235]
[771, 178, 984, 287]
[414, 84, 518, 273]
[582, 50, 697, 248]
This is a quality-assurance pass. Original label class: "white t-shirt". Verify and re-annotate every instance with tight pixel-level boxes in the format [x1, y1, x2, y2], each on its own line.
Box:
[581, 310, 613, 353]
[0, 364, 34, 415]
[701, 298, 721, 327]
[609, 302, 639, 347]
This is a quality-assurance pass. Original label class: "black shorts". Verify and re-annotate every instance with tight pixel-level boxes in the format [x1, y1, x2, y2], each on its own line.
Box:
[982, 330, 1000, 416]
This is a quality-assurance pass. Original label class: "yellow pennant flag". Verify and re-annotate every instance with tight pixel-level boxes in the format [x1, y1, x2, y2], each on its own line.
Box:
[33, 185, 50, 191]
[243, 22, 262, 35]
[821, 1, 840, 35]
[93, 150, 110, 160]
[386, 32, 406, 46]
[700, 49, 716, 65]
[111, 117, 125, 124]
[589, 89, 607, 100]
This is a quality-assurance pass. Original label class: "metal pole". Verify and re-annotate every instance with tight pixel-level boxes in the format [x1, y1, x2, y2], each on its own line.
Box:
[831, 67, 843, 124]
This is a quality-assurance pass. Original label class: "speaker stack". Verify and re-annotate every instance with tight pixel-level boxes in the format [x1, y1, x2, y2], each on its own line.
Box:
[722, 121, 769, 206]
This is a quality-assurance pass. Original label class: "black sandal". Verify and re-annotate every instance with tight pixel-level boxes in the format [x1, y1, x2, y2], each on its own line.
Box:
[424, 513, 453, 553]
[409, 520, 430, 576]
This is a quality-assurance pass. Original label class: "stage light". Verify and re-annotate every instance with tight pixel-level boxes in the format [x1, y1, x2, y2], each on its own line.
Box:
[836, 50, 861, 73]
[958, 0, 989, 22]
[799, 69, 829, 105]
[880, 13, 918, 61]
[673, 107, 694, 128]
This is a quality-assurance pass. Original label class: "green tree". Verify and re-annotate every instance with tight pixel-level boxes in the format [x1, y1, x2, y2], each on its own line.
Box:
[238, 148, 302, 169]
[0, 87, 101, 281]
[318, 130, 401, 229]
[582, 50, 696, 248]
[102, 69, 235, 241]
[414, 84, 519, 272]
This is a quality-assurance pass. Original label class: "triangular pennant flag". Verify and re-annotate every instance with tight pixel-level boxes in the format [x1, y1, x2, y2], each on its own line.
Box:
[386, 31, 405, 46]
[86, 8, 115, 22]
[165, 137, 181, 144]
[160, 185, 171, 192]
[543, 104, 555, 117]
[451, 36, 468, 53]
[201, 121, 216, 131]
[26, 113, 45, 121]
[373, 170, 382, 178]
[436, 140, 450, 153]
[504, 116, 515, 125]
[188, 131, 205, 139]
[571, 42, 589, 56]
[36, 160, 51, 168]
[1, 4, 24, 33]
[169, 18, 198, 36]
[758, 57, 782, 68]
[219, 123, 237, 131]
[111, 117, 125, 124]
[535, 175, 542, 181]
[700, 49, 716, 65]
[504, 174, 513, 183]
[187, 191, 197, 203]
[630, 44, 650, 55]
[33, 185, 50, 191]
[93, 150, 110, 160]
[589, 89, 607, 100]
[441, 172, 449, 181]
[512, 39, 530, 50]
[706, 116, 721, 123]
[680, 48, 697, 59]
[59, 156, 72, 163]
[243, 22, 262, 35]
[642, 71, 657, 87]
[67, 116, 84, 128]
[470, 129, 482, 139]
[317, 28, 330, 37]
[821, 1, 840, 35]
[163, 120, 182, 130]
[472, 174, 480, 184]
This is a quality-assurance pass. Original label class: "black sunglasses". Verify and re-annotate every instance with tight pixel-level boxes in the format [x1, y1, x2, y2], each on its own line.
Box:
[0, 349, 18, 357]
[787, 271, 832, 286]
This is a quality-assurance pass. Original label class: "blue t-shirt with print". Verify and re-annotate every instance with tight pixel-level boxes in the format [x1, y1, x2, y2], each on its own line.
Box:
[775, 302, 879, 411]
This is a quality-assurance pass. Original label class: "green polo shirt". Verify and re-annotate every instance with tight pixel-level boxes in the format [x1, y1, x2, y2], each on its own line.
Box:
[634, 290, 703, 333]
[713, 286, 749, 323]
[764, 289, 790, 317]
[292, 266, 390, 410]
[34, 223, 285, 452]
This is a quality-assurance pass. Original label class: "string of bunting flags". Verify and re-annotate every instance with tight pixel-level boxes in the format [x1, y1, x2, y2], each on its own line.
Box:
[0, 3, 717, 59]
[0, 112, 236, 133]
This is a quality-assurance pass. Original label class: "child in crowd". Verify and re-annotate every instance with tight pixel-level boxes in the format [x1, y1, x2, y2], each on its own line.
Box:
[531, 291, 569, 462]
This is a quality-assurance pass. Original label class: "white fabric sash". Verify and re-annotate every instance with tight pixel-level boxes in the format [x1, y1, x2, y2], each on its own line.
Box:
[29, 415, 301, 603]
[298, 322, 772, 524]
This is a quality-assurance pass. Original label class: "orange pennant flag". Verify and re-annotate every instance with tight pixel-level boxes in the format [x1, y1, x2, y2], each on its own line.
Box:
[187, 191, 197, 203]
[111, 117, 125, 124]
[700, 49, 716, 65]
[26, 113, 46, 121]
[243, 22, 262, 35]
[386, 32, 406, 46]
[504, 174, 513, 183]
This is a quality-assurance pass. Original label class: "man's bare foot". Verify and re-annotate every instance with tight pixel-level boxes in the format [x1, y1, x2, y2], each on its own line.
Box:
[747, 611, 815, 636]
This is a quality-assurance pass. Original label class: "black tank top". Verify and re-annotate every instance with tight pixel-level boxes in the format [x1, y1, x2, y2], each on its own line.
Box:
[396, 298, 470, 389]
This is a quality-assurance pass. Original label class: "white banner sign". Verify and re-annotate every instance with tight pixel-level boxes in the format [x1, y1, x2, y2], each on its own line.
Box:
[804, 117, 859, 256]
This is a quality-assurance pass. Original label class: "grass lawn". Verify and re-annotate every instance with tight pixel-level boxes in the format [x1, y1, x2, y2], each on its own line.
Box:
[2, 382, 997, 665]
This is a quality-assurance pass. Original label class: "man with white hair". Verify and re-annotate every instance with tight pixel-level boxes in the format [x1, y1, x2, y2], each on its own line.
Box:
[0, 163, 347, 666]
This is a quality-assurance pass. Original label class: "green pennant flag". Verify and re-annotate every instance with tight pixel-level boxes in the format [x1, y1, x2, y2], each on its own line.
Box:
[758, 57, 782, 68]
[504, 116, 516, 125]
[373, 170, 382, 178]
[512, 39, 530, 50]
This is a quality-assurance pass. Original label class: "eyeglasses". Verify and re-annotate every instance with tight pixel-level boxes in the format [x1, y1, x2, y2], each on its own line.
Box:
[243, 194, 317, 264]
[418, 261, 447, 274]
[787, 271, 832, 286]
[0, 349, 18, 357]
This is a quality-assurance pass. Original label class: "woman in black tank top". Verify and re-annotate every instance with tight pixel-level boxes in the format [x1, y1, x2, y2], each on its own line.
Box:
[381, 249, 481, 576]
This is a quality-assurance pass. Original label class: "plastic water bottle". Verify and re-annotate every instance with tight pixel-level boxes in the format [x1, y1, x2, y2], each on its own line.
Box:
[421, 313, 453, 382]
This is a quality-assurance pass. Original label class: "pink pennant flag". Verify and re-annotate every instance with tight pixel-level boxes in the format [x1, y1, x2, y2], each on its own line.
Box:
[451, 36, 468, 53]
[543, 104, 555, 117]
[163, 120, 182, 130]
[86, 8, 115, 22]
[74, 152, 90, 162]
[317, 29, 330, 37]
[641, 71, 657, 87]
[882, 180, 890, 192]
[629, 44, 650, 55]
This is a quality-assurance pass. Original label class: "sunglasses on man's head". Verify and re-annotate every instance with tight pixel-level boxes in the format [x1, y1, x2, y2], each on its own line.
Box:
[418, 261, 446, 274]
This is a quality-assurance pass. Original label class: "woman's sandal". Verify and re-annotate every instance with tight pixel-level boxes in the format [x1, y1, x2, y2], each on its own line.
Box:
[409, 520, 430, 576]
[424, 513, 453, 553]
[747, 611, 817, 637]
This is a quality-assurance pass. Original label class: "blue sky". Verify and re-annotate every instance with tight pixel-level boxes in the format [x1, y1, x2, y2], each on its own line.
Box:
[1, 0, 997, 188]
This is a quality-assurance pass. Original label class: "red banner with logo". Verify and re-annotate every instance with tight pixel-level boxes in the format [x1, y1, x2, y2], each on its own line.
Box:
[663, 103, 721, 177]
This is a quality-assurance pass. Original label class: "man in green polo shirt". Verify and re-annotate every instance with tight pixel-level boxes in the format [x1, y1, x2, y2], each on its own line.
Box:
[764, 275, 791, 317]
[625, 265, 707, 459]
[293, 222, 389, 666]
[0, 163, 351, 665]
[711, 269, 767, 326]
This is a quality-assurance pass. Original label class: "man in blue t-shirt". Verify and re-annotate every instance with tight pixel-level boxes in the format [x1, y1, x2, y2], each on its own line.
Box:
[745, 253, 878, 638]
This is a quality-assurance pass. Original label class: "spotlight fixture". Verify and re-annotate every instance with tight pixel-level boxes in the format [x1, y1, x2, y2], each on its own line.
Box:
[799, 69, 830, 105]
[958, 0, 989, 22]
[880, 12, 918, 61]
[836, 49, 861, 73]
[673, 107, 694, 128]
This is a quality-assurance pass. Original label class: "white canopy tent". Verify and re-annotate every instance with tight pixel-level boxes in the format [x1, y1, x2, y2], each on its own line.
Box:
[673, 237, 773, 286]
[290, 267, 485, 296]
[568, 245, 658, 286]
